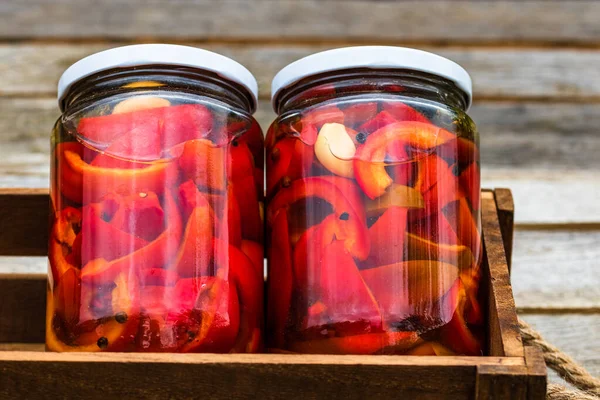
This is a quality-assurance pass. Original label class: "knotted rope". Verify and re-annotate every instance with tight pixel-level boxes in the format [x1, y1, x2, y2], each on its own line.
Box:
[518, 318, 600, 399]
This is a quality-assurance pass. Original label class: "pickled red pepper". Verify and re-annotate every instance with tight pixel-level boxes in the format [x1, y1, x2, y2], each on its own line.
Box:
[49, 100, 264, 352]
[266, 47, 482, 356]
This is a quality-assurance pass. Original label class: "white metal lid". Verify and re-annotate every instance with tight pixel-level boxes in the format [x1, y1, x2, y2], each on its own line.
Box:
[271, 46, 473, 110]
[57, 44, 259, 112]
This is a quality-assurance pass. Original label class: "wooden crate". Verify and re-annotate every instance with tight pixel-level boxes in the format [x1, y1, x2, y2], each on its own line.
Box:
[0, 188, 546, 399]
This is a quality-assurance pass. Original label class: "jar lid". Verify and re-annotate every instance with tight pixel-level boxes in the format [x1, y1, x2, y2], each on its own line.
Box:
[271, 46, 473, 110]
[57, 44, 259, 112]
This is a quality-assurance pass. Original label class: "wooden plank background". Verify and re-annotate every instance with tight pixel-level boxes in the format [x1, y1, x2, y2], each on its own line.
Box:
[0, 0, 598, 384]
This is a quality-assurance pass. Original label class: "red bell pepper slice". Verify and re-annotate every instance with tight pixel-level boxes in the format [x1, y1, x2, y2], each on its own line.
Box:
[189, 183, 242, 249]
[93, 123, 163, 164]
[80, 203, 149, 265]
[170, 194, 214, 278]
[302, 241, 382, 335]
[439, 281, 482, 355]
[292, 214, 339, 299]
[238, 118, 264, 162]
[47, 271, 140, 352]
[343, 102, 379, 128]
[241, 240, 264, 279]
[316, 175, 367, 222]
[177, 180, 204, 220]
[108, 191, 165, 242]
[231, 176, 262, 242]
[459, 161, 480, 211]
[366, 206, 408, 267]
[78, 104, 213, 148]
[302, 105, 345, 130]
[55, 142, 85, 204]
[409, 210, 460, 246]
[228, 141, 255, 182]
[266, 124, 317, 195]
[169, 277, 240, 353]
[358, 110, 398, 134]
[59, 142, 179, 204]
[360, 261, 459, 330]
[213, 237, 263, 352]
[49, 207, 82, 282]
[177, 139, 227, 192]
[269, 177, 370, 260]
[142, 268, 179, 286]
[81, 191, 182, 286]
[354, 122, 456, 199]
[267, 210, 293, 348]
[53, 267, 81, 327]
[411, 154, 463, 220]
[288, 331, 419, 355]
[443, 197, 482, 265]
[381, 102, 429, 123]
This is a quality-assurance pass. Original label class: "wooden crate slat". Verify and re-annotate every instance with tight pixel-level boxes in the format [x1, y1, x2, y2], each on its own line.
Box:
[0, 274, 46, 343]
[0, 189, 545, 398]
[475, 364, 529, 399]
[0, 188, 48, 256]
[524, 347, 547, 400]
[481, 191, 523, 358]
[0, 355, 476, 399]
[1, 1, 600, 43]
[494, 188, 515, 272]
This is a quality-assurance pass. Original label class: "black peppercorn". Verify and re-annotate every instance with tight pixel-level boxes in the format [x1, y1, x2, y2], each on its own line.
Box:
[232, 140, 239, 147]
[339, 212, 350, 221]
[452, 163, 462, 176]
[115, 312, 128, 324]
[97, 337, 109, 349]
[355, 132, 367, 144]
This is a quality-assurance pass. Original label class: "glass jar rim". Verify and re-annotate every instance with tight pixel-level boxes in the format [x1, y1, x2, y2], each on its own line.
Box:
[57, 44, 258, 112]
[271, 46, 473, 111]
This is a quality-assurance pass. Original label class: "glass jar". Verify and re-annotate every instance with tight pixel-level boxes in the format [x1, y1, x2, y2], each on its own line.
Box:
[48, 45, 264, 352]
[266, 47, 482, 355]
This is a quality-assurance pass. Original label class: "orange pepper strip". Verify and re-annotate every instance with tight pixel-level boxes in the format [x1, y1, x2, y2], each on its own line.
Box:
[61, 144, 178, 204]
[354, 121, 456, 199]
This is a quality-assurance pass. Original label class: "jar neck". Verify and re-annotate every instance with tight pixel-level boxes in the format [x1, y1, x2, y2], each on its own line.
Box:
[275, 69, 469, 114]
[61, 65, 255, 114]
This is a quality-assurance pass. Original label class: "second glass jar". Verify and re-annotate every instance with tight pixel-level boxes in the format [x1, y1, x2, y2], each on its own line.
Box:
[266, 47, 483, 355]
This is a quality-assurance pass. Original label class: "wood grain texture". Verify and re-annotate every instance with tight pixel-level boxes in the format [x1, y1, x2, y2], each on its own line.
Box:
[0, 274, 46, 343]
[481, 191, 523, 358]
[495, 189, 515, 272]
[511, 228, 600, 310]
[3, 44, 600, 100]
[524, 347, 547, 400]
[524, 314, 600, 379]
[2, 1, 600, 43]
[475, 364, 528, 400]
[0, 188, 48, 256]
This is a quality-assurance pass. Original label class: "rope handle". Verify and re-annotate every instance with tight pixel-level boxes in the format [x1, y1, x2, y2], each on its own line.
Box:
[518, 318, 600, 399]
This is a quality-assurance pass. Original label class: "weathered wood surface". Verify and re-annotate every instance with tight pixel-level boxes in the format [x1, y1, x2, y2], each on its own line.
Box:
[2, 1, 600, 44]
[3, 44, 600, 99]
